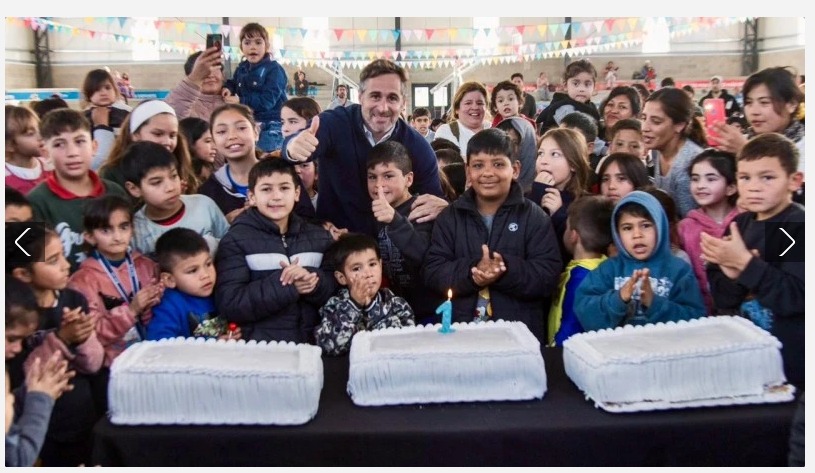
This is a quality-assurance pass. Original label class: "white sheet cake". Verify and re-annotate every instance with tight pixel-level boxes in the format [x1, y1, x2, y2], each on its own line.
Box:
[563, 316, 794, 412]
[347, 320, 547, 406]
[108, 337, 323, 425]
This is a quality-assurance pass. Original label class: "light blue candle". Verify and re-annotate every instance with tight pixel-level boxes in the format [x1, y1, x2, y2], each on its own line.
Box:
[436, 289, 455, 333]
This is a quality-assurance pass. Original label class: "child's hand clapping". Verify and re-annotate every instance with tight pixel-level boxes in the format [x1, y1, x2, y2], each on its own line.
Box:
[25, 351, 76, 401]
[372, 186, 396, 224]
[128, 283, 163, 318]
[619, 268, 652, 306]
[471, 244, 507, 287]
[57, 307, 94, 345]
[348, 272, 378, 308]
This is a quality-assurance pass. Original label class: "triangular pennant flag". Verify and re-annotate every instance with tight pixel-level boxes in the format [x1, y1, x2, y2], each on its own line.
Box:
[593, 20, 604, 34]
[117, 17, 127, 28]
[425, 29, 434, 40]
[628, 18, 638, 31]
[221, 25, 231, 36]
[392, 30, 400, 41]
[449, 29, 458, 40]
[334, 29, 344, 41]
[356, 29, 367, 41]
[572, 22, 581, 36]
[300, 28, 308, 38]
[174, 22, 185, 34]
[516, 25, 525, 36]
[401, 29, 411, 41]
[368, 29, 378, 41]
[537, 24, 547, 37]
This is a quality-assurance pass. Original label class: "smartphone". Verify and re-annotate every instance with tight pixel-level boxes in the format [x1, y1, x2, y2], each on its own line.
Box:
[206, 33, 223, 51]
[703, 98, 725, 147]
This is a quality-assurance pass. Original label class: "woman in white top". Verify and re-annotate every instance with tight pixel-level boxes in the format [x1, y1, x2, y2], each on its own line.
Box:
[433, 81, 490, 161]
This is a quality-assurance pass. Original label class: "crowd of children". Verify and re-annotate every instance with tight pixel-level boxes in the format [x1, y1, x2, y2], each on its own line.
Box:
[4, 43, 806, 466]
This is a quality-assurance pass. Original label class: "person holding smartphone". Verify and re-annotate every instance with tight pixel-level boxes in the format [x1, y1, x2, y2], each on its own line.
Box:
[708, 67, 805, 204]
[165, 41, 235, 124]
[698, 75, 742, 118]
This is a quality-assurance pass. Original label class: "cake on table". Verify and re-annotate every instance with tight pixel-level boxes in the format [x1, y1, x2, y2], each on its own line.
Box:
[563, 316, 795, 413]
[108, 337, 323, 425]
[347, 320, 546, 406]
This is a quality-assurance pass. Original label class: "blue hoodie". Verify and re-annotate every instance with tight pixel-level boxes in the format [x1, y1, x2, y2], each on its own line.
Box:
[574, 191, 705, 330]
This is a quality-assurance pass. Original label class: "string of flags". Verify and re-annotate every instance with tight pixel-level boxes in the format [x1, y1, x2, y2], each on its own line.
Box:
[7, 17, 749, 69]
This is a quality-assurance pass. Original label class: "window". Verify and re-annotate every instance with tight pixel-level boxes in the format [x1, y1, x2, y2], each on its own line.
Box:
[473, 17, 500, 51]
[302, 17, 328, 53]
[797, 17, 805, 46]
[131, 17, 160, 61]
[642, 17, 670, 54]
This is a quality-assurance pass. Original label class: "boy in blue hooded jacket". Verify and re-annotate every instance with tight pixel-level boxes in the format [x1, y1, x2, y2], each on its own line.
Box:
[574, 191, 705, 330]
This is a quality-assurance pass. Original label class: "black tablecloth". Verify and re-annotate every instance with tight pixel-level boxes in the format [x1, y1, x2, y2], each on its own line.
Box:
[92, 348, 798, 466]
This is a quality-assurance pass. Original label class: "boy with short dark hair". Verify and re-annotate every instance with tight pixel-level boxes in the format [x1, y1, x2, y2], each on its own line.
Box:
[315, 233, 415, 355]
[27, 109, 128, 270]
[147, 228, 238, 341]
[703, 133, 804, 387]
[411, 107, 435, 143]
[367, 141, 440, 322]
[548, 196, 614, 346]
[575, 191, 705, 330]
[423, 128, 562, 341]
[215, 158, 336, 343]
[120, 141, 229, 257]
[6, 187, 33, 222]
[607, 118, 647, 162]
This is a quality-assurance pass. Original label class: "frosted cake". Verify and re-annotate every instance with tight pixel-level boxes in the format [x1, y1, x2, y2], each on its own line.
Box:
[563, 316, 794, 412]
[108, 337, 323, 425]
[348, 320, 546, 406]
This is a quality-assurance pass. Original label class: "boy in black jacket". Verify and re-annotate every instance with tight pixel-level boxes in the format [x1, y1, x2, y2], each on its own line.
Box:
[423, 128, 562, 341]
[368, 141, 441, 323]
[703, 133, 804, 387]
[215, 159, 336, 343]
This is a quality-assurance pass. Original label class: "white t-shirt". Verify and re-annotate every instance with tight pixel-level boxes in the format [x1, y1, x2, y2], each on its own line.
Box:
[433, 121, 491, 161]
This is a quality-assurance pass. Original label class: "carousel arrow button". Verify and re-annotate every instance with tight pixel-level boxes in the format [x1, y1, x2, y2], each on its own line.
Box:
[15, 227, 31, 256]
[779, 228, 795, 257]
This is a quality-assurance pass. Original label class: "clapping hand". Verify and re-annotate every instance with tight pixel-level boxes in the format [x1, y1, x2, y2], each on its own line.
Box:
[700, 222, 754, 280]
[348, 271, 378, 308]
[471, 244, 507, 287]
[25, 351, 76, 401]
[57, 307, 94, 345]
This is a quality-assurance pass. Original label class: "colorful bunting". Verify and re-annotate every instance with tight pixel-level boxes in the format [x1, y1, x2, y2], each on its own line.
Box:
[9, 16, 748, 69]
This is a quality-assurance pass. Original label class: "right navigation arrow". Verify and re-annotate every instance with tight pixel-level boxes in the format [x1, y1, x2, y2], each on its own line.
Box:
[779, 228, 795, 257]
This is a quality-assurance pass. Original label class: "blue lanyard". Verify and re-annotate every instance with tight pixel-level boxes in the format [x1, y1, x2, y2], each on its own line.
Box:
[95, 249, 141, 304]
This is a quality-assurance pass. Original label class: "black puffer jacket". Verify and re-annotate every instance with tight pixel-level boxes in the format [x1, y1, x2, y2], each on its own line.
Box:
[536, 92, 601, 136]
[422, 181, 562, 341]
[215, 207, 336, 343]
